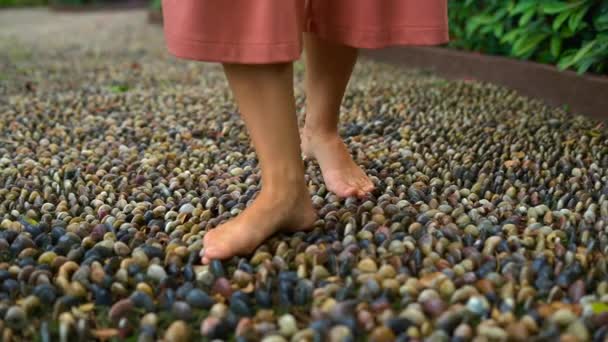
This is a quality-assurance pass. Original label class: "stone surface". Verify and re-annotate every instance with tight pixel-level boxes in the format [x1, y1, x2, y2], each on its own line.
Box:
[0, 8, 605, 342]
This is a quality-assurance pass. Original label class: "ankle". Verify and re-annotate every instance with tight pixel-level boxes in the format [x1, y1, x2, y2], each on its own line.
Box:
[258, 184, 308, 209]
[302, 126, 339, 141]
[260, 173, 307, 199]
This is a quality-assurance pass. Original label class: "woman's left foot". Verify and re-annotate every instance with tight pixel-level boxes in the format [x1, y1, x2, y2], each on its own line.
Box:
[200, 183, 316, 264]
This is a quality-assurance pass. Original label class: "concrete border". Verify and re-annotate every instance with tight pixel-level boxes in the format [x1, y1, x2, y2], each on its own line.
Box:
[363, 46, 608, 120]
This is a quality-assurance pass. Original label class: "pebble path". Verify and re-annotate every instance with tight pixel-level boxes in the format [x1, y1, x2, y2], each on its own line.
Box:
[1, 9, 607, 342]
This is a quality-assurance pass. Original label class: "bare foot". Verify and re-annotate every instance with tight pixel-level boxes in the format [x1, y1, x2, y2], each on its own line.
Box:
[201, 185, 316, 264]
[301, 130, 374, 198]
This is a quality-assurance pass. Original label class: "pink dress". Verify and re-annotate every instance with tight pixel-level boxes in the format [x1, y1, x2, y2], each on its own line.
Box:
[162, 0, 449, 64]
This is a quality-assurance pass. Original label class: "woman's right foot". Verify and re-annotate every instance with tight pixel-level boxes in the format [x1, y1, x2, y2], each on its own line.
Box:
[301, 129, 374, 198]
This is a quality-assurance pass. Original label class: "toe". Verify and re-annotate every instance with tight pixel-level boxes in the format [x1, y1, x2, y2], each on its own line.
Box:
[203, 230, 214, 245]
[334, 184, 357, 197]
[355, 175, 369, 191]
[363, 179, 375, 192]
[352, 176, 369, 194]
[200, 247, 211, 264]
[356, 188, 369, 198]
[202, 244, 229, 261]
[337, 187, 356, 198]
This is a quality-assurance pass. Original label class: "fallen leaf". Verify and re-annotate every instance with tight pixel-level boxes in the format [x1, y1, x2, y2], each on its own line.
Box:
[512, 151, 526, 159]
[91, 328, 119, 340]
[504, 160, 520, 168]
[591, 302, 608, 314]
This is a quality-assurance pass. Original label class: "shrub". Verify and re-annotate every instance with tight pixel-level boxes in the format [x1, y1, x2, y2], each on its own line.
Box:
[448, 0, 608, 75]
[149, 0, 159, 11]
[0, 0, 47, 6]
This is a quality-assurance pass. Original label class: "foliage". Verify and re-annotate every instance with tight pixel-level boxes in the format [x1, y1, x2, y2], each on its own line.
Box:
[0, 0, 47, 6]
[49, 0, 96, 4]
[149, 0, 160, 11]
[48, 0, 138, 5]
[448, 0, 608, 75]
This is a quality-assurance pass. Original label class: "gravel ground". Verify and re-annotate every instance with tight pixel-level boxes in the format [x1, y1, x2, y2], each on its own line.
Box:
[1, 9, 608, 342]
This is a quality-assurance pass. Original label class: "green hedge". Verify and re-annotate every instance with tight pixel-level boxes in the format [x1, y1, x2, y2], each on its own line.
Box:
[0, 0, 47, 6]
[48, 0, 106, 4]
[448, 0, 608, 75]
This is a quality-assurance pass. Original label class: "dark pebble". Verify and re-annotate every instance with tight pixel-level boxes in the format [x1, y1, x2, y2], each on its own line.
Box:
[185, 288, 214, 309]
[33, 284, 57, 305]
[172, 301, 193, 321]
[2, 279, 19, 298]
[158, 288, 176, 310]
[176, 282, 194, 299]
[130, 291, 155, 312]
[294, 279, 313, 306]
[230, 297, 252, 317]
[386, 317, 412, 334]
[92, 285, 112, 306]
[255, 289, 272, 308]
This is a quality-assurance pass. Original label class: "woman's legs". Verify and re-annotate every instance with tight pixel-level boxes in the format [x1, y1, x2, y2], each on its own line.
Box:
[201, 62, 316, 264]
[301, 33, 374, 198]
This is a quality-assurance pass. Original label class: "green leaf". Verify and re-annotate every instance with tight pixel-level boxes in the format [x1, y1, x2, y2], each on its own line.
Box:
[480, 25, 496, 35]
[109, 84, 129, 93]
[507, 0, 516, 13]
[552, 10, 571, 31]
[576, 57, 597, 74]
[465, 19, 482, 37]
[550, 35, 562, 57]
[493, 8, 508, 22]
[557, 54, 574, 70]
[557, 40, 597, 70]
[466, 14, 497, 37]
[591, 302, 608, 314]
[594, 12, 608, 31]
[501, 28, 523, 44]
[568, 5, 589, 32]
[511, 1, 536, 15]
[519, 7, 537, 26]
[541, 0, 584, 15]
[493, 24, 504, 38]
[571, 40, 598, 65]
[560, 25, 577, 38]
[596, 33, 608, 45]
[513, 32, 550, 57]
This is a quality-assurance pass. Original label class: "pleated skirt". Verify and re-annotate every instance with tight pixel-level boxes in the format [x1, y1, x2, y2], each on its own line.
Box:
[162, 0, 449, 63]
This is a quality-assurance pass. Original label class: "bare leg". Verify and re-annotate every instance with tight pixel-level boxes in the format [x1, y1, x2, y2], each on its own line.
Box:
[301, 33, 374, 198]
[201, 62, 316, 264]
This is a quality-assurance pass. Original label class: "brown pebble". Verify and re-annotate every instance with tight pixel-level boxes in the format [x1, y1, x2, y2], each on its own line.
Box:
[559, 333, 580, 342]
[357, 310, 375, 331]
[422, 298, 447, 317]
[475, 279, 495, 295]
[454, 323, 473, 340]
[108, 299, 133, 324]
[506, 322, 529, 341]
[370, 326, 395, 342]
[235, 317, 253, 336]
[164, 321, 190, 342]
